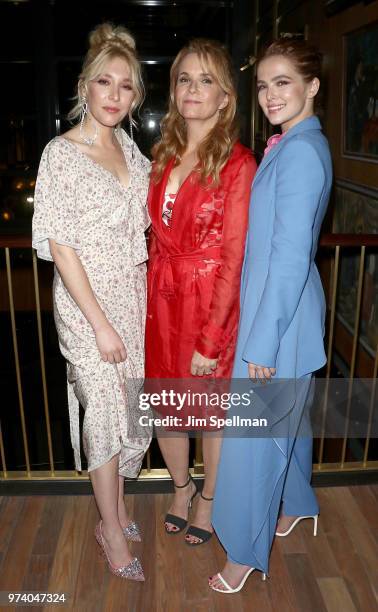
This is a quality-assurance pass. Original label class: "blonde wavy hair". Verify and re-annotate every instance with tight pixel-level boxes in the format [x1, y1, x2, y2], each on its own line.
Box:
[152, 38, 239, 185]
[68, 22, 144, 123]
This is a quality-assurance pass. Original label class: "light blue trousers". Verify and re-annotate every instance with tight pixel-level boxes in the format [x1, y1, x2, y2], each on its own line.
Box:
[212, 375, 319, 574]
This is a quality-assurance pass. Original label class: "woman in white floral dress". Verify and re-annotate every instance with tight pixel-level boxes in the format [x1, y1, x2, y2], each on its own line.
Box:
[32, 23, 151, 581]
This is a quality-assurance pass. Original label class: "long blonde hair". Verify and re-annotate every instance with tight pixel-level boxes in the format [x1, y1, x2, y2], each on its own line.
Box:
[68, 22, 144, 123]
[152, 38, 239, 185]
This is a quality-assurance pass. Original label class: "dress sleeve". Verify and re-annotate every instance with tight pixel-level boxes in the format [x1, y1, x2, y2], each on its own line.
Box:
[135, 146, 152, 174]
[195, 153, 257, 359]
[242, 139, 326, 367]
[32, 139, 80, 261]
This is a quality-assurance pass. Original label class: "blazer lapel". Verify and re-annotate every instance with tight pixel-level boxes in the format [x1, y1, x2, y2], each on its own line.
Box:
[254, 116, 322, 182]
[254, 136, 285, 180]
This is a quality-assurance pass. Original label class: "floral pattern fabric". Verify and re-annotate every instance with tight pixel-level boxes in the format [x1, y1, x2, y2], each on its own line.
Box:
[32, 129, 151, 476]
[162, 192, 176, 227]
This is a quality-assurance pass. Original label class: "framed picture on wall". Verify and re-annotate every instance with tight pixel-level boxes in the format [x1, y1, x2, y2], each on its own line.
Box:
[342, 21, 378, 162]
[333, 179, 378, 354]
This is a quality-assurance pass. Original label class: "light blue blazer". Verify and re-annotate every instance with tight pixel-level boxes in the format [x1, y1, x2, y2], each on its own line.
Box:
[212, 117, 332, 573]
[234, 115, 332, 379]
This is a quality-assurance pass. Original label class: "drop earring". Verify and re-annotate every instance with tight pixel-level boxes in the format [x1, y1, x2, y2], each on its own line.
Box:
[129, 114, 134, 159]
[79, 98, 98, 146]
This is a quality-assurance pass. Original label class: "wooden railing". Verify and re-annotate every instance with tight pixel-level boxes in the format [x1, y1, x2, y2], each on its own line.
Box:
[0, 234, 377, 482]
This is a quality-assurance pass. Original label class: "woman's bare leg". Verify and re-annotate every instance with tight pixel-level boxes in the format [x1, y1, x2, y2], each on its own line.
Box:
[186, 432, 222, 544]
[156, 430, 196, 532]
[117, 475, 133, 528]
[90, 453, 134, 566]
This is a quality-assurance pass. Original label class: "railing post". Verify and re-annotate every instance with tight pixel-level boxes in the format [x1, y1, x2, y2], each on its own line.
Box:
[32, 250, 55, 476]
[341, 246, 366, 468]
[317, 245, 340, 469]
[0, 420, 7, 478]
[4, 247, 31, 476]
[363, 344, 378, 467]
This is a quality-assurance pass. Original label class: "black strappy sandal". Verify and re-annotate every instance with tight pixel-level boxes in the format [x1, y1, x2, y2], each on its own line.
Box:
[185, 492, 214, 546]
[164, 474, 198, 534]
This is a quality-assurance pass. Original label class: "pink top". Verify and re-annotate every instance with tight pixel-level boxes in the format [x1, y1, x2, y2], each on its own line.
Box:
[264, 132, 285, 156]
[162, 192, 176, 227]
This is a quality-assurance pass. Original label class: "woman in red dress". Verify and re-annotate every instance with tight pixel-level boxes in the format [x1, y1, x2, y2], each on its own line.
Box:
[145, 39, 256, 545]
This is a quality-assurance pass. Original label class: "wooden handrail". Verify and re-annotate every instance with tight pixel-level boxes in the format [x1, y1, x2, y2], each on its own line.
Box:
[0, 235, 32, 248]
[0, 233, 377, 249]
[319, 234, 378, 247]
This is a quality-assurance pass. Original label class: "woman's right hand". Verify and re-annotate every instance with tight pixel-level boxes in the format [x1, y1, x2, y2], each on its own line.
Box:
[95, 323, 127, 364]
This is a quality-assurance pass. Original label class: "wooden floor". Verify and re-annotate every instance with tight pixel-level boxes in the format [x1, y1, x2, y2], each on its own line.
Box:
[0, 486, 377, 612]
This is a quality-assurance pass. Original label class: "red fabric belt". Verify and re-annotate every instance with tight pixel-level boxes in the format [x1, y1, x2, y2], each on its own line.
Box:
[149, 245, 222, 299]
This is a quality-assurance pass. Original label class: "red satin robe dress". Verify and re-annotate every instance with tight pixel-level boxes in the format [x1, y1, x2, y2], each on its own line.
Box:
[145, 142, 256, 423]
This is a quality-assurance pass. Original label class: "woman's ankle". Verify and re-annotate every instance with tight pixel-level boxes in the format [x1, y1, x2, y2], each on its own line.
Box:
[175, 480, 195, 497]
[102, 520, 123, 539]
[201, 489, 214, 500]
[117, 498, 130, 521]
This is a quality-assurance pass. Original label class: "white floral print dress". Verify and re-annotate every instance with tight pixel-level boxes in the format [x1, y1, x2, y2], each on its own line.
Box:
[32, 129, 152, 476]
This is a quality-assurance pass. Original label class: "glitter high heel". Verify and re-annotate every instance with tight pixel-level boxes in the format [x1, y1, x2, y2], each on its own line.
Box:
[94, 521, 145, 581]
[122, 521, 142, 542]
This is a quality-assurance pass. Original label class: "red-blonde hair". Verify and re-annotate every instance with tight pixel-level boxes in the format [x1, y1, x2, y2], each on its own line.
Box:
[257, 39, 323, 113]
[152, 38, 239, 185]
[258, 38, 322, 83]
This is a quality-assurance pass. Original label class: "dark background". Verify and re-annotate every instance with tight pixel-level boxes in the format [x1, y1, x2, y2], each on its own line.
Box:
[1, 0, 376, 474]
[0, 0, 254, 472]
[0, 0, 254, 234]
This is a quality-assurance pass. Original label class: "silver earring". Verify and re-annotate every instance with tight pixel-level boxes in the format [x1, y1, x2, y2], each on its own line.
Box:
[79, 99, 98, 146]
[129, 114, 134, 158]
[80, 99, 87, 125]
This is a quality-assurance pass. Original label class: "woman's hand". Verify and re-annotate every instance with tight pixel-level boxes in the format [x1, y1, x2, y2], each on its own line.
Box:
[95, 323, 127, 364]
[248, 362, 276, 381]
[191, 350, 218, 376]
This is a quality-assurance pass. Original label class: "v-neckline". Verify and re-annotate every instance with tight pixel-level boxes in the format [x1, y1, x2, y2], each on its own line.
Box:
[161, 158, 196, 229]
[165, 158, 197, 197]
[60, 135, 132, 191]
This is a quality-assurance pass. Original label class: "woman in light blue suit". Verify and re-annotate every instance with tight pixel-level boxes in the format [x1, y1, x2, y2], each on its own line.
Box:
[209, 39, 333, 593]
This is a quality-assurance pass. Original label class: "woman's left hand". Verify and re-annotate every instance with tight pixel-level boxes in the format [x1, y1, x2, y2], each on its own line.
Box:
[191, 350, 218, 376]
[248, 362, 276, 381]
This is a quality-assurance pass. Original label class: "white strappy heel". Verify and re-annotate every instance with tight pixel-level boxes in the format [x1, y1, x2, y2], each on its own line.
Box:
[275, 514, 318, 537]
[209, 568, 267, 594]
